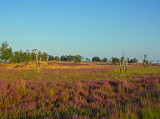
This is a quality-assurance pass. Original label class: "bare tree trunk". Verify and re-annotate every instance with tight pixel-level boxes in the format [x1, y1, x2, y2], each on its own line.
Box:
[39, 57, 41, 69]
[32, 49, 40, 72]
[120, 51, 128, 73]
[36, 53, 38, 71]
[120, 60, 122, 73]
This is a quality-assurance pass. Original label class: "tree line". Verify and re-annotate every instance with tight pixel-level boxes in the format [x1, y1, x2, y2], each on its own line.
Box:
[0, 41, 138, 63]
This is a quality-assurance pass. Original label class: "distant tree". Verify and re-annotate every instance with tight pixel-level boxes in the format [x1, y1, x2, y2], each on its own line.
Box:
[31, 52, 36, 61]
[112, 57, 119, 64]
[54, 56, 59, 61]
[129, 58, 138, 63]
[37, 51, 42, 61]
[48, 55, 54, 61]
[75, 55, 82, 62]
[142, 54, 148, 64]
[0, 41, 12, 63]
[48, 55, 59, 61]
[11, 51, 18, 63]
[67, 55, 75, 62]
[92, 57, 101, 62]
[60, 55, 67, 61]
[60, 55, 82, 62]
[41, 52, 48, 61]
[86, 58, 90, 62]
[102, 58, 107, 62]
[23, 50, 31, 62]
[12, 50, 24, 63]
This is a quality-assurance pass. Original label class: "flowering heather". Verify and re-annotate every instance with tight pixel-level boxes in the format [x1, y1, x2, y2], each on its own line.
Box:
[0, 63, 160, 118]
[0, 77, 159, 118]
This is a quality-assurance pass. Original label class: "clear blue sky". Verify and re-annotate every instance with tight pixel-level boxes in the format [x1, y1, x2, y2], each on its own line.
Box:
[0, 0, 160, 61]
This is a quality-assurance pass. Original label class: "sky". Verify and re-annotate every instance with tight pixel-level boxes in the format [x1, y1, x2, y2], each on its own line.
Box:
[0, 0, 160, 61]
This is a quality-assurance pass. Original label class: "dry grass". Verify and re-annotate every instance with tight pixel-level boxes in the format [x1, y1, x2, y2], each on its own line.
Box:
[0, 61, 116, 70]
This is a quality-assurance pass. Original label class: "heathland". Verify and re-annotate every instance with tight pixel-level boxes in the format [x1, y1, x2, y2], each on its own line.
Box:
[0, 61, 160, 119]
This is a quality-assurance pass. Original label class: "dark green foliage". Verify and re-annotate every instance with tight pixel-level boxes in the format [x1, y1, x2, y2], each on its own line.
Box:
[0, 41, 12, 63]
[12, 50, 23, 63]
[60, 55, 67, 61]
[67, 55, 75, 61]
[48, 55, 59, 61]
[55, 56, 59, 61]
[60, 55, 82, 62]
[112, 57, 119, 64]
[31, 52, 36, 61]
[102, 58, 107, 62]
[92, 57, 101, 62]
[12, 50, 31, 63]
[129, 58, 138, 63]
[48, 55, 54, 61]
[23, 50, 31, 62]
[75, 55, 82, 62]
[41, 52, 48, 61]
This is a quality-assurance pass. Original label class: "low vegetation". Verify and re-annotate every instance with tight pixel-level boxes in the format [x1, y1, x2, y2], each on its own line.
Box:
[0, 61, 160, 118]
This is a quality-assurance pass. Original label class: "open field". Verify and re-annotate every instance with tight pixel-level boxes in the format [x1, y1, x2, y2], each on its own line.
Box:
[0, 61, 160, 118]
